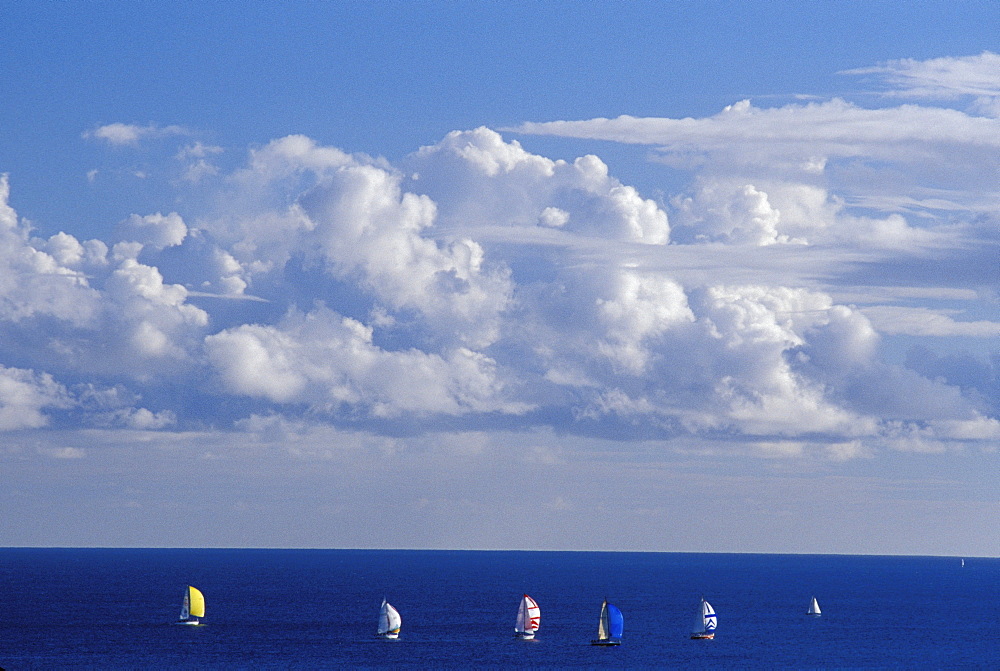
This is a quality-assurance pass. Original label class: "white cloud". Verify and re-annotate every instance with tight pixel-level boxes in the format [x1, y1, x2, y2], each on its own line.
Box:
[121, 407, 177, 430]
[510, 99, 1000, 221]
[299, 160, 513, 349]
[103, 258, 208, 360]
[118, 212, 188, 249]
[861, 306, 1000, 337]
[205, 305, 529, 416]
[512, 98, 1000, 156]
[83, 122, 187, 146]
[407, 128, 670, 245]
[2, 87, 998, 459]
[597, 271, 694, 374]
[841, 52, 1000, 100]
[0, 365, 70, 430]
[672, 181, 801, 245]
[0, 176, 101, 326]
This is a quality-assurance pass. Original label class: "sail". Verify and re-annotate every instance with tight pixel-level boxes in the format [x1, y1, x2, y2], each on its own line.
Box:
[188, 586, 206, 618]
[702, 599, 716, 632]
[607, 603, 624, 639]
[179, 591, 189, 621]
[693, 598, 716, 633]
[596, 600, 609, 640]
[378, 599, 401, 634]
[808, 596, 821, 615]
[515, 594, 540, 634]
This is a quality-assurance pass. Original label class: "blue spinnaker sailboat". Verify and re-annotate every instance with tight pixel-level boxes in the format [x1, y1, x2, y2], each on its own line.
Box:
[591, 599, 623, 645]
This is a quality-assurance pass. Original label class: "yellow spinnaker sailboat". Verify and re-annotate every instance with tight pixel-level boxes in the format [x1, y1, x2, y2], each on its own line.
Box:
[177, 585, 205, 625]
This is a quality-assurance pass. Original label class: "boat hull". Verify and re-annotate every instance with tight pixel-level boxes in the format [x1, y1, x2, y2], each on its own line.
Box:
[176, 619, 201, 626]
[376, 632, 399, 639]
[690, 633, 714, 639]
[591, 639, 621, 646]
[514, 632, 536, 640]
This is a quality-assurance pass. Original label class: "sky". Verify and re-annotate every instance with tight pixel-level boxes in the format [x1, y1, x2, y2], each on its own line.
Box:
[1, 1, 999, 554]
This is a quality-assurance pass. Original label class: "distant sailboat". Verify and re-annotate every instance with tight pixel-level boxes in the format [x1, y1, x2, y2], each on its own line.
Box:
[514, 594, 540, 639]
[177, 585, 205, 625]
[376, 598, 402, 639]
[961, 558, 965, 567]
[690, 597, 716, 639]
[807, 596, 821, 616]
[590, 599, 623, 646]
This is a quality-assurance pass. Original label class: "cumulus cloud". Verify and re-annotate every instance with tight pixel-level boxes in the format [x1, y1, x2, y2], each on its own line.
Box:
[407, 128, 670, 244]
[0, 175, 101, 326]
[298, 159, 513, 349]
[118, 212, 188, 249]
[672, 181, 801, 246]
[0, 365, 71, 430]
[205, 305, 528, 417]
[2, 70, 998, 459]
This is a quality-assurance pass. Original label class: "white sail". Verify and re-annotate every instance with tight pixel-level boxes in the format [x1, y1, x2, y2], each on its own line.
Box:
[808, 596, 821, 615]
[703, 599, 717, 631]
[377, 598, 401, 637]
[597, 600, 609, 640]
[515, 594, 540, 636]
[179, 591, 189, 621]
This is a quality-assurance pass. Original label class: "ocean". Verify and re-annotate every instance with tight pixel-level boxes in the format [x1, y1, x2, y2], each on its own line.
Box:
[1, 549, 996, 668]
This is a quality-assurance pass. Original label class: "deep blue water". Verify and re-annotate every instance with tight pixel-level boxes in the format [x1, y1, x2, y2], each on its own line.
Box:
[1, 549, 997, 668]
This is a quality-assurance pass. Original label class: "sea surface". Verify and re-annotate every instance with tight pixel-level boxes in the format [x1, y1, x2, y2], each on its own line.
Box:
[1, 549, 997, 668]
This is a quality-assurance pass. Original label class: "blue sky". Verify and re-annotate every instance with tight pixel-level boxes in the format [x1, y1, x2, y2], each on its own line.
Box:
[1, 1, 999, 553]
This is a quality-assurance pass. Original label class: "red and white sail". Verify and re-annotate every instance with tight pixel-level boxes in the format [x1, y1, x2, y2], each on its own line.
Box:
[515, 594, 540, 638]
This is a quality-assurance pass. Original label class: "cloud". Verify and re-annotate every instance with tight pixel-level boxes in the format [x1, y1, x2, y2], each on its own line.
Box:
[672, 181, 802, 246]
[841, 52, 1000, 100]
[514, 103, 1000, 222]
[205, 305, 529, 417]
[0, 365, 71, 430]
[118, 212, 188, 249]
[0, 175, 101, 326]
[510, 99, 1000, 158]
[861, 306, 1000, 337]
[0, 87, 995, 458]
[407, 128, 670, 245]
[83, 122, 188, 146]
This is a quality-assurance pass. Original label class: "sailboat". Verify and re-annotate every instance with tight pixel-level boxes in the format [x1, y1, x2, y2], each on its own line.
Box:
[590, 599, 623, 646]
[807, 596, 821, 616]
[690, 597, 716, 639]
[376, 598, 402, 639]
[176, 585, 205, 625]
[514, 594, 540, 639]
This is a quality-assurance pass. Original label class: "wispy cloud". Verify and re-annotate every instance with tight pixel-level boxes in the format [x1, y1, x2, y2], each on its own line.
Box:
[840, 51, 1000, 99]
[83, 122, 188, 146]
